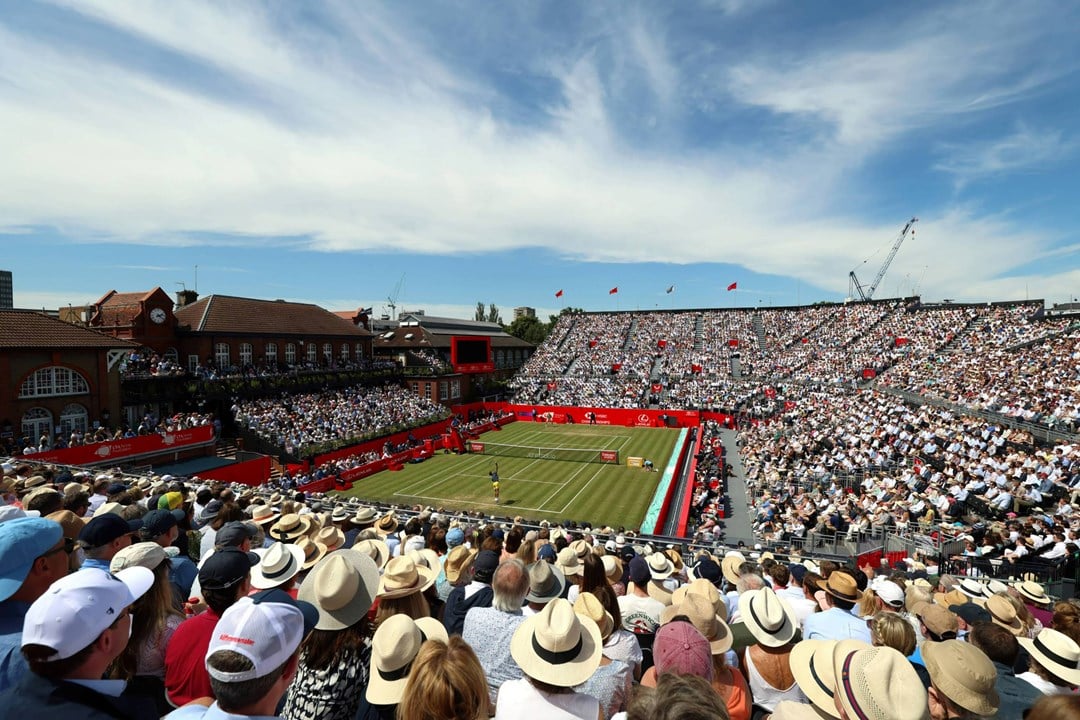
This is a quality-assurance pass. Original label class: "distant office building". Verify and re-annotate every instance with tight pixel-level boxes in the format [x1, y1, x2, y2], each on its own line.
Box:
[0, 270, 12, 309]
[514, 306, 536, 320]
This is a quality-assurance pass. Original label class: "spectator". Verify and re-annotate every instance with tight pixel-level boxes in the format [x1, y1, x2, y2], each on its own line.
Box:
[737, 586, 806, 713]
[360, 614, 448, 720]
[140, 508, 198, 603]
[108, 542, 185, 715]
[373, 556, 435, 629]
[463, 558, 530, 702]
[922, 639, 999, 719]
[397, 637, 491, 720]
[444, 550, 498, 635]
[1017, 627, 1080, 695]
[496, 598, 602, 720]
[0, 518, 67, 692]
[572, 592, 633, 720]
[618, 556, 665, 633]
[0, 567, 156, 719]
[165, 589, 318, 720]
[250, 543, 306, 596]
[78, 514, 141, 572]
[802, 572, 872, 644]
[968, 621, 1043, 718]
[831, 643, 928, 720]
[1025, 695, 1080, 720]
[281, 549, 380, 720]
[624, 672, 730, 720]
[164, 547, 259, 707]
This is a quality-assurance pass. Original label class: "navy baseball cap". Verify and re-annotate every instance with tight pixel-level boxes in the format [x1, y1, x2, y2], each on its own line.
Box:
[628, 555, 651, 585]
[142, 509, 184, 537]
[216, 521, 258, 548]
[79, 514, 142, 548]
[537, 543, 557, 561]
[199, 547, 259, 591]
[473, 550, 500, 582]
[788, 564, 808, 583]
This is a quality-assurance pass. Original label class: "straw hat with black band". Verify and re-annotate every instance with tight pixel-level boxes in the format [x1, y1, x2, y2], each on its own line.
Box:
[366, 614, 449, 705]
[739, 586, 798, 648]
[269, 513, 310, 543]
[1014, 580, 1052, 607]
[832, 644, 929, 720]
[352, 538, 390, 569]
[510, 598, 602, 687]
[1018, 628, 1080, 686]
[660, 592, 732, 655]
[526, 560, 566, 605]
[377, 555, 436, 599]
[789, 639, 847, 719]
[822, 572, 859, 605]
[250, 542, 305, 590]
[296, 537, 328, 571]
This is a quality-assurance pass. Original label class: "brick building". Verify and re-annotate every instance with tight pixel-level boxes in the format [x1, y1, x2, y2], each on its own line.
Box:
[0, 310, 136, 450]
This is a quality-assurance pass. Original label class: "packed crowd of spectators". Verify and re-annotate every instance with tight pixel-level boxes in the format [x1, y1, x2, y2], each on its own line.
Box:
[233, 383, 447, 455]
[122, 349, 400, 382]
[7, 412, 216, 458]
[2, 467, 1079, 719]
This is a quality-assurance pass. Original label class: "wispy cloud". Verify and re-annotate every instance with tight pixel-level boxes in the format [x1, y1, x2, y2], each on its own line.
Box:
[934, 124, 1077, 186]
[0, 1, 1076, 305]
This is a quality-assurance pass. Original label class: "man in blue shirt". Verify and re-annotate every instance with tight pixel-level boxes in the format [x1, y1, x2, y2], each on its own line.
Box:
[77, 514, 141, 572]
[802, 570, 872, 644]
[0, 518, 69, 692]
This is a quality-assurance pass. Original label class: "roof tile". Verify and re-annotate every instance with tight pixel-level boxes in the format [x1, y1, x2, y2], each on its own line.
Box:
[174, 295, 371, 336]
[0, 310, 139, 349]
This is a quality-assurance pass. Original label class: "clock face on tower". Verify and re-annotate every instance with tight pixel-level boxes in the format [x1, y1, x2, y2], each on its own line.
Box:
[149, 307, 167, 324]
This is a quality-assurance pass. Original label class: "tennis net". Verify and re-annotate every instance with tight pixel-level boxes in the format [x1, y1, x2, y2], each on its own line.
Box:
[468, 441, 619, 465]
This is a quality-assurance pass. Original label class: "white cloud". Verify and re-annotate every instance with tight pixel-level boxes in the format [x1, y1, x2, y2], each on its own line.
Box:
[934, 124, 1076, 185]
[0, 1, 1076, 306]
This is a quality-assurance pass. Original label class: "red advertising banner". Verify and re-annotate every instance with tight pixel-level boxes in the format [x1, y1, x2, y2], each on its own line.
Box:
[25, 425, 215, 465]
[600, 450, 618, 464]
[470, 442, 485, 453]
[198, 455, 273, 486]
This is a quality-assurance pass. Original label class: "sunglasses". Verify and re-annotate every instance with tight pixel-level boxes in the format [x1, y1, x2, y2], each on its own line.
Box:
[41, 537, 77, 558]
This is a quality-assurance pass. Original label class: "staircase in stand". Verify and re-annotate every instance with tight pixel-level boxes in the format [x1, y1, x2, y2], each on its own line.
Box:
[215, 439, 239, 459]
[752, 313, 767, 352]
[693, 313, 705, 350]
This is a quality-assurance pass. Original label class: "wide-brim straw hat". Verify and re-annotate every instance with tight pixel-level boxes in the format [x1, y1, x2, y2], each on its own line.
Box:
[601, 555, 623, 584]
[1018, 628, 1080, 685]
[721, 552, 746, 585]
[934, 589, 968, 610]
[377, 555, 436, 599]
[646, 552, 674, 580]
[555, 547, 582, 577]
[574, 592, 614, 642]
[957, 578, 989, 600]
[673, 578, 726, 619]
[823, 572, 860, 604]
[314, 526, 345, 553]
[444, 546, 477, 584]
[298, 549, 380, 631]
[790, 639, 845, 719]
[269, 513, 309, 542]
[985, 594, 1024, 636]
[375, 512, 399, 536]
[406, 548, 441, 574]
[570, 539, 591, 560]
[739, 586, 798, 648]
[296, 537, 328, 570]
[352, 538, 390, 569]
[352, 506, 378, 526]
[527, 560, 566, 604]
[832, 644, 929, 720]
[921, 640, 999, 716]
[366, 614, 449, 705]
[510, 598, 602, 687]
[249, 504, 280, 527]
[250, 542, 306, 589]
[660, 592, 732, 655]
[1014, 580, 1051, 606]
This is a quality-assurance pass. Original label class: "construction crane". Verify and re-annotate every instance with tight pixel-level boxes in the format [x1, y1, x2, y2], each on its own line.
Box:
[848, 217, 918, 301]
[384, 273, 405, 320]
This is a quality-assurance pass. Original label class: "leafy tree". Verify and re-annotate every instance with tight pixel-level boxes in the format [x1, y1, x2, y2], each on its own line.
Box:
[474, 301, 486, 321]
[486, 303, 502, 324]
[506, 314, 549, 345]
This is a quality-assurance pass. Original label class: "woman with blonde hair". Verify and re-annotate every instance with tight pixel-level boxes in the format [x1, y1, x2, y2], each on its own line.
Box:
[107, 542, 185, 716]
[397, 637, 491, 720]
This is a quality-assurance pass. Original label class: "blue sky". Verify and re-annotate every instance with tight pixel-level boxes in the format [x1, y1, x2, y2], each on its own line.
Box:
[2, 1, 1079, 320]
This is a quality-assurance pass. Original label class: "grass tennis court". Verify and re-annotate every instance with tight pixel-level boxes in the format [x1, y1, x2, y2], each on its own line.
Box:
[335, 422, 683, 528]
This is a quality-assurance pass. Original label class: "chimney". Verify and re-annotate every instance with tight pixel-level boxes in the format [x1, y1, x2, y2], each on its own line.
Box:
[176, 289, 199, 308]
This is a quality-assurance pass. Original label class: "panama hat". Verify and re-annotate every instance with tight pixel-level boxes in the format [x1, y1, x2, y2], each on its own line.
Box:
[330, 505, 351, 523]
[646, 552, 674, 580]
[375, 512, 399, 536]
[269, 514, 308, 543]
[569, 539, 591, 560]
[832, 644, 929, 720]
[406, 548, 440, 574]
[444, 546, 477, 584]
[296, 537, 327, 571]
[664, 548, 684, 572]
[721, 552, 746, 585]
[957, 577, 988, 600]
[790, 639, 846, 718]
[984, 594, 1024, 636]
[555, 547, 582, 577]
[673, 578, 726, 619]
[739, 586, 798, 648]
[601, 555, 623, 584]
[768, 700, 836, 719]
[298, 549, 380, 631]
[510, 598, 602, 687]
[822, 572, 860, 604]
[250, 542, 306, 590]
[249, 504, 279, 527]
[660, 592, 732, 655]
[1014, 580, 1051, 606]
[352, 538, 390, 569]
[313, 526, 345, 553]
[351, 506, 378, 526]
[1018, 628, 1080, 685]
[366, 614, 449, 705]
[922, 640, 999, 717]
[376, 555, 436, 599]
[574, 591, 614, 642]
[526, 560, 566, 604]
[934, 589, 967, 610]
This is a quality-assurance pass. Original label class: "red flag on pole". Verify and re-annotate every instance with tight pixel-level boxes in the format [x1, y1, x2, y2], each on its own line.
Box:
[555, 289, 563, 298]
[727, 282, 737, 291]
[609, 287, 618, 295]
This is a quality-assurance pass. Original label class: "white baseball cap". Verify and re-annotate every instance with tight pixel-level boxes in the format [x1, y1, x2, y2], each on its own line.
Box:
[22, 567, 154, 660]
[205, 589, 318, 682]
[872, 578, 905, 608]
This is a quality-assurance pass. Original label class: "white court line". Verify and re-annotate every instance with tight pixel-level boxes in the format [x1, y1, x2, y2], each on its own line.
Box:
[536, 460, 593, 510]
[460, 473, 564, 485]
[559, 466, 605, 512]
[393, 492, 564, 515]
